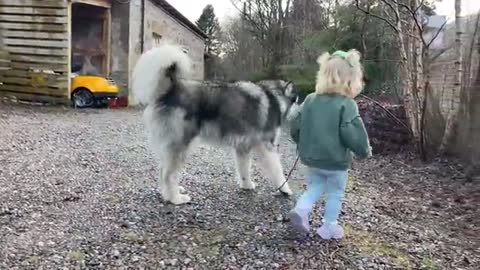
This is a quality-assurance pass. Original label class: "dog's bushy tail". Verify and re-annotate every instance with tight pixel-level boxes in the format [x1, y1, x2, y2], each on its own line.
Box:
[132, 44, 192, 105]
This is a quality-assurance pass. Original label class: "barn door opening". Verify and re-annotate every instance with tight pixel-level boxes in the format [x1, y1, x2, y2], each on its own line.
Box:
[70, 2, 110, 77]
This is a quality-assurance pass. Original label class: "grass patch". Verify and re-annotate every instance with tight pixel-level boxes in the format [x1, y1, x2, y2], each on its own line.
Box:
[69, 250, 86, 261]
[109, 194, 122, 205]
[345, 174, 368, 196]
[421, 256, 440, 270]
[345, 225, 412, 269]
[122, 232, 144, 243]
[346, 174, 355, 192]
[190, 228, 230, 258]
[27, 255, 40, 265]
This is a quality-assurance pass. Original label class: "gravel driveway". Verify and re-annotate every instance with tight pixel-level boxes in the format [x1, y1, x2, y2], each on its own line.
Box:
[1, 102, 478, 269]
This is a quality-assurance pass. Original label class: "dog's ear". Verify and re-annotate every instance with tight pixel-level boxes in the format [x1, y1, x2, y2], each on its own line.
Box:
[165, 63, 177, 81]
[281, 80, 291, 92]
[283, 81, 300, 103]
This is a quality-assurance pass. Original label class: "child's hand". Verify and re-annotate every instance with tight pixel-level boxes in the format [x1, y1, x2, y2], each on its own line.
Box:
[352, 146, 372, 160]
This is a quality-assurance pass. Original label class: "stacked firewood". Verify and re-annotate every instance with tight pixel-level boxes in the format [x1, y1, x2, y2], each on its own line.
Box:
[356, 97, 411, 154]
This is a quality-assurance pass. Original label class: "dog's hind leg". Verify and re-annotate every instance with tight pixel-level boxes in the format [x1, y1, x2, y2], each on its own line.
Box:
[254, 143, 293, 196]
[235, 148, 255, 190]
[158, 148, 191, 205]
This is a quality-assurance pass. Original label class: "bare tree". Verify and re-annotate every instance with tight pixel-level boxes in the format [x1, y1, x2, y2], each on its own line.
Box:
[355, 0, 448, 158]
[230, 0, 293, 73]
[438, 0, 463, 153]
[221, 14, 265, 80]
[289, 0, 328, 62]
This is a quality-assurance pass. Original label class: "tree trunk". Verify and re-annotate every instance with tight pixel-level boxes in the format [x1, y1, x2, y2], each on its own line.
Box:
[465, 22, 480, 168]
[360, 1, 370, 55]
[393, 1, 422, 153]
[411, 0, 426, 157]
[439, 0, 463, 154]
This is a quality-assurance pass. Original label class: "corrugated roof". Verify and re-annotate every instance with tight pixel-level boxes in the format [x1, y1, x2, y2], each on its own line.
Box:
[151, 0, 208, 39]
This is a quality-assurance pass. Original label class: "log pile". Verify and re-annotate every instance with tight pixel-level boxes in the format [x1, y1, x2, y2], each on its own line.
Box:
[356, 97, 411, 154]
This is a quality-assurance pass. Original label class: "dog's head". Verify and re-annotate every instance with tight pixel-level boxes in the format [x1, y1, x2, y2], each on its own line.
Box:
[256, 80, 300, 105]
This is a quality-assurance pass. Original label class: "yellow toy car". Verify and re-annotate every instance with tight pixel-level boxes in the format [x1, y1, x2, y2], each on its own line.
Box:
[70, 75, 119, 108]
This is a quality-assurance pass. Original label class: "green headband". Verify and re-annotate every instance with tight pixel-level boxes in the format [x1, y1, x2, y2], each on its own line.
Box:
[331, 50, 353, 67]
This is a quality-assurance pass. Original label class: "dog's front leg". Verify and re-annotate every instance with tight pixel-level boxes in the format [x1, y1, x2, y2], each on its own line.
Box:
[164, 175, 191, 205]
[159, 153, 191, 205]
[254, 144, 293, 196]
[159, 169, 186, 195]
[235, 149, 255, 190]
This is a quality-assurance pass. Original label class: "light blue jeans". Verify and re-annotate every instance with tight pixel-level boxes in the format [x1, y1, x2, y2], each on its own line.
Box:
[295, 167, 348, 224]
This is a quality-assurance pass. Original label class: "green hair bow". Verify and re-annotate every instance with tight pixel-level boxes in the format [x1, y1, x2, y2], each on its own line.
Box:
[331, 50, 353, 67]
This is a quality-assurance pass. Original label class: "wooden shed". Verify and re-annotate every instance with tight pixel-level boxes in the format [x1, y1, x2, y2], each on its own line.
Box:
[0, 0, 112, 104]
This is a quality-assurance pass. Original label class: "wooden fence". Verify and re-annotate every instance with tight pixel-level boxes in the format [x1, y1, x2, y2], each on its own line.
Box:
[0, 0, 70, 104]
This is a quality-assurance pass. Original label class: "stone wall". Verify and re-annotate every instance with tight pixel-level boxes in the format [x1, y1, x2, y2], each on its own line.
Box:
[127, 0, 206, 105]
[143, 0, 205, 80]
[128, 0, 143, 104]
[110, 1, 131, 96]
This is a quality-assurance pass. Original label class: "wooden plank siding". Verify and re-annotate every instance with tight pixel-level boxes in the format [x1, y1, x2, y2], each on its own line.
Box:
[0, 0, 70, 104]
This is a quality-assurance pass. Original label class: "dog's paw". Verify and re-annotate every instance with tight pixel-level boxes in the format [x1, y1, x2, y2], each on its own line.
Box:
[169, 194, 191, 205]
[279, 185, 293, 196]
[161, 186, 186, 200]
[160, 190, 171, 201]
[239, 180, 256, 190]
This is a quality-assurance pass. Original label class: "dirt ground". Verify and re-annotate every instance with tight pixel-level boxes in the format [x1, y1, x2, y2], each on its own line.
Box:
[0, 101, 478, 269]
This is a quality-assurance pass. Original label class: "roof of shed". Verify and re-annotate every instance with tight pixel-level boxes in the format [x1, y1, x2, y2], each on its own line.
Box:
[151, 0, 208, 39]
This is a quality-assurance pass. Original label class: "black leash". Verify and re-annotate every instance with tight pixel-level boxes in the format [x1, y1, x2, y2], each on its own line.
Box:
[278, 155, 300, 192]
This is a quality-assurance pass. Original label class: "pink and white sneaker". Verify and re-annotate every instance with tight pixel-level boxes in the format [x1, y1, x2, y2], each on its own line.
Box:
[317, 223, 344, 240]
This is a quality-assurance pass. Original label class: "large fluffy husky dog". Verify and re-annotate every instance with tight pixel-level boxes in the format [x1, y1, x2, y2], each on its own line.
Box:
[133, 45, 300, 205]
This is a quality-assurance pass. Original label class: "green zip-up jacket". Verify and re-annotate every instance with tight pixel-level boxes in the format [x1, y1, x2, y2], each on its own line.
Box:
[289, 93, 371, 170]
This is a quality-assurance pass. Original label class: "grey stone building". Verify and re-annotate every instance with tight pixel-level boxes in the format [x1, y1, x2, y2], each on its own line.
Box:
[122, 0, 208, 105]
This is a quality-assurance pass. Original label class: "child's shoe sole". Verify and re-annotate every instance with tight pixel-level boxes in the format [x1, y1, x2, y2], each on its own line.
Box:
[317, 224, 344, 240]
[317, 226, 332, 240]
[288, 211, 309, 234]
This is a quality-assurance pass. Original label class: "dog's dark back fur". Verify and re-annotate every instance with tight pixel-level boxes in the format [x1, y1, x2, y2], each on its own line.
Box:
[147, 59, 300, 149]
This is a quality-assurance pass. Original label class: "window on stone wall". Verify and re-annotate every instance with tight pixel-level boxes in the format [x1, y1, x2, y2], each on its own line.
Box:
[152, 32, 162, 47]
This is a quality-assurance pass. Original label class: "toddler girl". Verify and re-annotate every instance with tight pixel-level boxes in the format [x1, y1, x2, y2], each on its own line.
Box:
[288, 49, 371, 240]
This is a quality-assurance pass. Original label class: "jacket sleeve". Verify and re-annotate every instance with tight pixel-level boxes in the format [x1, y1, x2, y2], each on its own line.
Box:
[339, 99, 372, 159]
[288, 104, 303, 144]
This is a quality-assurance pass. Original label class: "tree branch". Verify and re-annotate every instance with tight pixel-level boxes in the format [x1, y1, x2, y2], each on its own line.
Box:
[230, 0, 263, 33]
[414, 0, 426, 14]
[428, 45, 454, 63]
[425, 20, 447, 49]
[390, 0, 428, 47]
[380, 0, 400, 23]
[354, 0, 399, 33]
[358, 94, 411, 133]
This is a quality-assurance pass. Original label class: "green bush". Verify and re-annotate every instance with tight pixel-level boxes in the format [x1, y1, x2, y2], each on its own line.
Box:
[249, 60, 398, 97]
[280, 64, 316, 95]
[249, 64, 317, 97]
[249, 71, 270, 82]
[295, 81, 316, 95]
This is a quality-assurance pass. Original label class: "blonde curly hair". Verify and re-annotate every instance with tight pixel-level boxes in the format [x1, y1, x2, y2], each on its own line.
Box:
[315, 49, 364, 98]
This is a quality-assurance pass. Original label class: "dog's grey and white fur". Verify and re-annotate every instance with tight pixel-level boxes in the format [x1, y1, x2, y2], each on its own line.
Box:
[133, 45, 300, 205]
